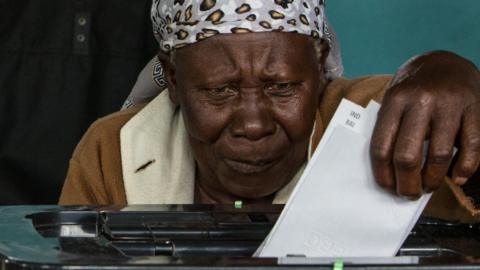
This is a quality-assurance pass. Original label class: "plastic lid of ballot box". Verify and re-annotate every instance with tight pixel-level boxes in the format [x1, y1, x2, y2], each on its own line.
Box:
[0, 205, 479, 270]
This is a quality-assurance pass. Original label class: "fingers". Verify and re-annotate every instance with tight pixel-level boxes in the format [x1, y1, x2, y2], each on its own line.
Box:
[452, 106, 480, 185]
[370, 96, 405, 192]
[421, 113, 460, 192]
[372, 87, 480, 197]
[392, 104, 432, 199]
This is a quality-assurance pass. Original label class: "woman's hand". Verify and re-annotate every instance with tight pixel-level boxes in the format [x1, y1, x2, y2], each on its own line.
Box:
[370, 51, 480, 198]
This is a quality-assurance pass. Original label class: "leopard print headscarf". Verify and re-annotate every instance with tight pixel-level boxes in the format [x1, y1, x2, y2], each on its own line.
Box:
[151, 0, 327, 52]
[123, 0, 343, 108]
[147, 0, 342, 94]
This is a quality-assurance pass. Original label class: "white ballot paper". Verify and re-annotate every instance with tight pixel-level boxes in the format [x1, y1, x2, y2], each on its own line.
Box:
[256, 99, 432, 258]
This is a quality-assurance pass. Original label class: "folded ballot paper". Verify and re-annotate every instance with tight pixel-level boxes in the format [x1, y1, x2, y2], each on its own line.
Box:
[256, 99, 432, 258]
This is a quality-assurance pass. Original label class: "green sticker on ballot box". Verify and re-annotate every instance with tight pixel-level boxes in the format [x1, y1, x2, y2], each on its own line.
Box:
[333, 259, 344, 270]
[234, 200, 243, 209]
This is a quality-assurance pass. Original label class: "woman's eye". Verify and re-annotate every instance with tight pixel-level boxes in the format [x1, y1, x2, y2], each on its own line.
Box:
[265, 82, 296, 96]
[206, 86, 237, 97]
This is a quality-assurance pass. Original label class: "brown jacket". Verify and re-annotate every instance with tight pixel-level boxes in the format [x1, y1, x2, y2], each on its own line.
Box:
[59, 76, 479, 222]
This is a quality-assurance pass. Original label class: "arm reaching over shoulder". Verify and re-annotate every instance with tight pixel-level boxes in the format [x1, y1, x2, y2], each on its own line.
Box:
[370, 51, 480, 199]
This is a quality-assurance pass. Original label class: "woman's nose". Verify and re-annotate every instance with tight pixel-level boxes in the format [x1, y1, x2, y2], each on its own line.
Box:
[229, 93, 276, 141]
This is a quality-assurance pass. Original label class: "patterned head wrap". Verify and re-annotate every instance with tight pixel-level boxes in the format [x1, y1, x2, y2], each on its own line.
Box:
[139, 0, 343, 104]
[151, 0, 327, 52]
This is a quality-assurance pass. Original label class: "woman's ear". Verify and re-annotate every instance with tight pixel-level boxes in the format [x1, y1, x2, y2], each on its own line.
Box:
[157, 50, 179, 106]
[315, 39, 330, 103]
[317, 39, 330, 83]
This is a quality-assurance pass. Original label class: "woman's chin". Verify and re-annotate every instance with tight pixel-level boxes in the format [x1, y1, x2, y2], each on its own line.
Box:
[218, 171, 290, 199]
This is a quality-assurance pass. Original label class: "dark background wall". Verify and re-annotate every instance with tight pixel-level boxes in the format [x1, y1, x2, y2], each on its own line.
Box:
[0, 0, 478, 204]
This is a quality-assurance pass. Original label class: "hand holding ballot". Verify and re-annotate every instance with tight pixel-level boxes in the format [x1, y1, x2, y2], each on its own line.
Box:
[257, 98, 453, 257]
[256, 55, 480, 256]
[370, 52, 480, 199]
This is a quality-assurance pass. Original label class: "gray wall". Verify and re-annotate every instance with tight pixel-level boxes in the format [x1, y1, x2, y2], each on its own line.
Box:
[327, 0, 479, 78]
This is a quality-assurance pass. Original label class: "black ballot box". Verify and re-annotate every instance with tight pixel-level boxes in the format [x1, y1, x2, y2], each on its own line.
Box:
[0, 205, 479, 270]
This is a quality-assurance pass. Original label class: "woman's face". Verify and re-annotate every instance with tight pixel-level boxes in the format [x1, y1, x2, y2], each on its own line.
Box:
[166, 32, 327, 201]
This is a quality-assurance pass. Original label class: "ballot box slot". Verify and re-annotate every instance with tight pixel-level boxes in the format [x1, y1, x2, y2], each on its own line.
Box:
[110, 240, 261, 256]
[100, 211, 216, 225]
[103, 226, 271, 241]
[100, 210, 275, 242]
[97, 210, 274, 257]
[101, 223, 272, 241]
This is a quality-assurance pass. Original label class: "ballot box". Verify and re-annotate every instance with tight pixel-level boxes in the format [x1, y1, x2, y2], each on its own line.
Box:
[0, 205, 479, 270]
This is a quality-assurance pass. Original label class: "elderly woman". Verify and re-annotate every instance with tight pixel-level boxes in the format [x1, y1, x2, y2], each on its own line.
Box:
[59, 0, 479, 221]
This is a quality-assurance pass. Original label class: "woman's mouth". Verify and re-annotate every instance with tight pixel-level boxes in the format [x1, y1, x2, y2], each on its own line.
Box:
[223, 157, 280, 174]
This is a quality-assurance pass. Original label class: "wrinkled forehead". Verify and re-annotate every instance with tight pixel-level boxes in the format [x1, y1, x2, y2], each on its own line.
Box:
[173, 32, 321, 83]
[151, 0, 326, 52]
[176, 31, 317, 60]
